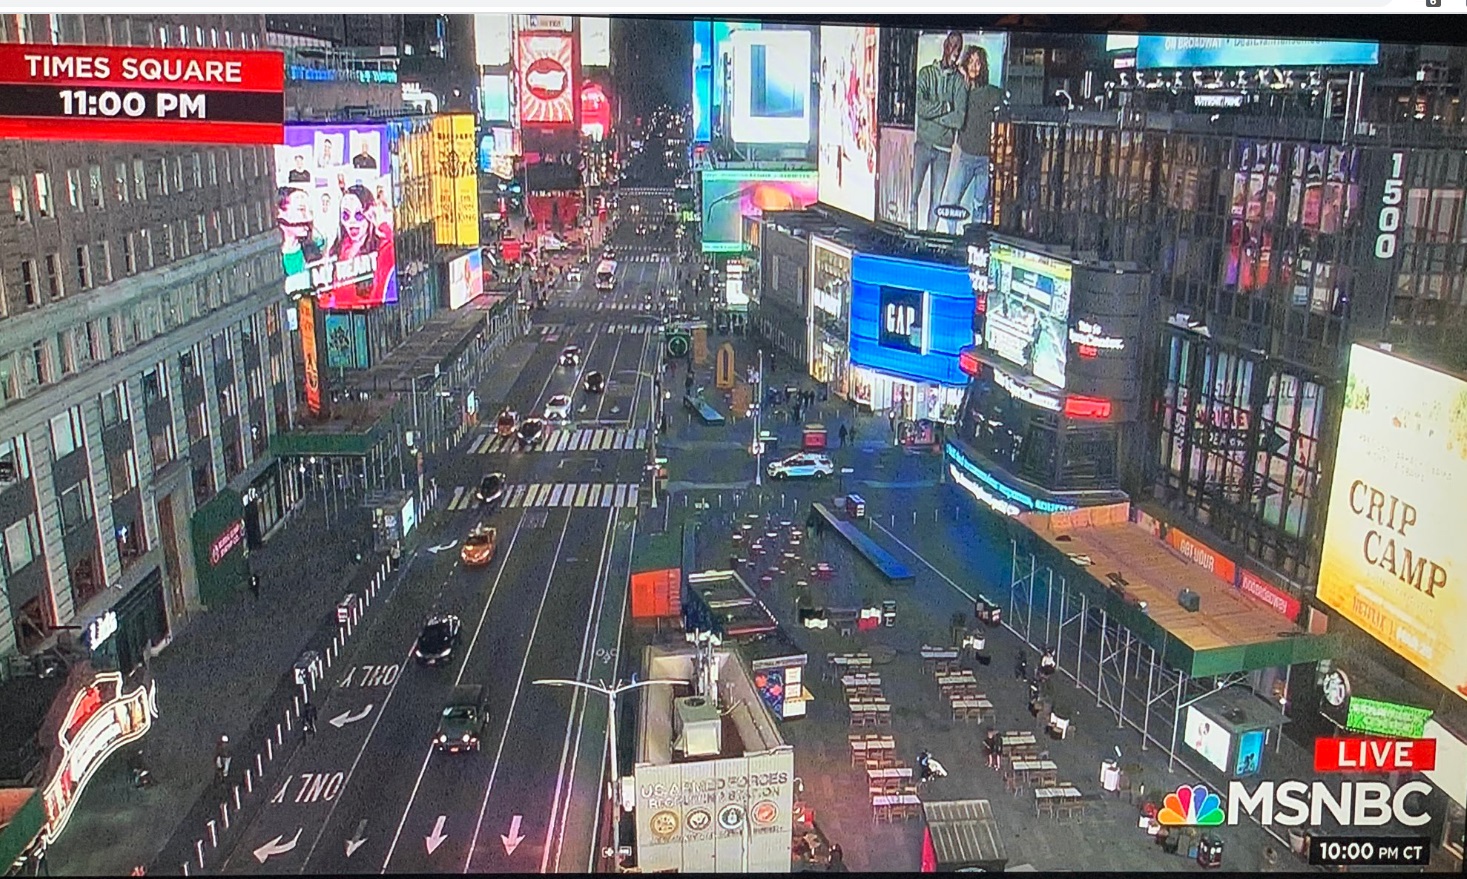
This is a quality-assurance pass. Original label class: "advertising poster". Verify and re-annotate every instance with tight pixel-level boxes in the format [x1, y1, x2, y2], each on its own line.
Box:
[581, 82, 611, 142]
[984, 241, 1072, 389]
[848, 254, 974, 388]
[877, 126, 917, 228]
[481, 74, 512, 122]
[1135, 35, 1379, 69]
[711, 21, 762, 141]
[580, 17, 612, 67]
[473, 14, 513, 66]
[323, 313, 369, 370]
[387, 117, 432, 230]
[516, 32, 575, 127]
[0, 43, 285, 145]
[700, 170, 818, 253]
[1224, 141, 1281, 293]
[298, 298, 321, 415]
[274, 123, 398, 310]
[1318, 345, 1466, 703]
[1184, 705, 1233, 774]
[1235, 729, 1265, 777]
[446, 249, 484, 310]
[431, 114, 480, 247]
[817, 24, 879, 221]
[727, 29, 812, 144]
[692, 20, 714, 142]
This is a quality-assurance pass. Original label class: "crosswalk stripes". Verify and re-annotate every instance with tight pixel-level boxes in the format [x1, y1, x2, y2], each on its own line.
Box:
[444, 482, 640, 511]
[593, 302, 649, 311]
[535, 321, 652, 334]
[467, 426, 649, 455]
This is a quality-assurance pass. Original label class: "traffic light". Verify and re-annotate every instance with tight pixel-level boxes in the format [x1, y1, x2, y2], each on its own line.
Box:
[665, 329, 691, 359]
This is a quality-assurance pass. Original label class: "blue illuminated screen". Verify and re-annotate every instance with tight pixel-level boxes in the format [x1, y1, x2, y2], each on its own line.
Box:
[850, 254, 974, 386]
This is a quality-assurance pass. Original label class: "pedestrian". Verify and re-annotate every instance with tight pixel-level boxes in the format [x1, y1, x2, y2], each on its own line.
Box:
[985, 728, 1003, 771]
[1015, 649, 1028, 681]
[248, 573, 261, 600]
[214, 735, 232, 781]
[827, 844, 847, 872]
[887, 409, 897, 432]
[838, 424, 848, 447]
[302, 702, 318, 738]
[848, 423, 857, 443]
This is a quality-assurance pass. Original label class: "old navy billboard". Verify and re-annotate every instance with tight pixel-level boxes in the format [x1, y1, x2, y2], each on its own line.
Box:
[849, 254, 974, 387]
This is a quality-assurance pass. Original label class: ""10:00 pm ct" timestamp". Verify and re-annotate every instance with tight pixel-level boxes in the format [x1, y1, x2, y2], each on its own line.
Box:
[1308, 835, 1432, 867]
[59, 89, 206, 119]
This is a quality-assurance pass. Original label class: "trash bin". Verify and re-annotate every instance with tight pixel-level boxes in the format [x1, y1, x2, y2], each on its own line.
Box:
[1196, 833, 1224, 868]
[293, 650, 322, 686]
[845, 494, 866, 519]
[802, 423, 827, 451]
[336, 593, 359, 624]
[881, 600, 896, 627]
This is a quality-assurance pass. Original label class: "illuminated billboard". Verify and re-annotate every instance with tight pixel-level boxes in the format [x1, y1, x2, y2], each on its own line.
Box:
[0, 43, 284, 144]
[691, 20, 713, 142]
[516, 32, 576, 128]
[431, 114, 480, 247]
[386, 117, 433, 230]
[580, 17, 612, 67]
[849, 254, 974, 387]
[817, 25, 879, 221]
[1135, 35, 1379, 69]
[274, 123, 398, 310]
[298, 299, 321, 415]
[985, 242, 1072, 389]
[323, 313, 368, 369]
[481, 74, 512, 122]
[700, 169, 817, 254]
[727, 29, 811, 144]
[877, 126, 917, 229]
[446, 250, 484, 310]
[581, 81, 611, 142]
[1318, 345, 1466, 703]
[473, 14, 512, 66]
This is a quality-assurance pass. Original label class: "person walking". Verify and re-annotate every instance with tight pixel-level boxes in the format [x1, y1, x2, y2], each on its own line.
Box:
[838, 424, 848, 448]
[302, 702, 318, 738]
[985, 728, 1003, 771]
[887, 409, 897, 433]
[248, 572, 261, 600]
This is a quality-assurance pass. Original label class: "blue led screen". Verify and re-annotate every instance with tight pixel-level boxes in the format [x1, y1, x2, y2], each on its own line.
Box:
[850, 254, 975, 387]
[1134, 35, 1379, 69]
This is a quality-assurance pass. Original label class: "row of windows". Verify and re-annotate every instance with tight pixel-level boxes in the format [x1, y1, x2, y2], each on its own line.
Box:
[5, 14, 262, 52]
[8, 147, 271, 224]
[1, 199, 273, 315]
[0, 252, 277, 406]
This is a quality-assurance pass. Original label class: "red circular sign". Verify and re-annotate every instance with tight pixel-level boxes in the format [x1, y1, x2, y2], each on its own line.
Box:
[752, 800, 779, 826]
[525, 57, 568, 101]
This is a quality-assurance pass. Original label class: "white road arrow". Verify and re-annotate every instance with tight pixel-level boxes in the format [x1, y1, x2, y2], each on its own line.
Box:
[345, 819, 368, 858]
[328, 704, 374, 729]
[578, 404, 589, 413]
[427, 541, 458, 554]
[252, 827, 303, 864]
[500, 815, 525, 855]
[425, 815, 448, 855]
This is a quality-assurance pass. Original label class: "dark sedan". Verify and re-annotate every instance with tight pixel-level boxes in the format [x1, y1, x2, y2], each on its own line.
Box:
[517, 417, 545, 447]
[476, 472, 505, 506]
[583, 371, 606, 394]
[412, 615, 462, 667]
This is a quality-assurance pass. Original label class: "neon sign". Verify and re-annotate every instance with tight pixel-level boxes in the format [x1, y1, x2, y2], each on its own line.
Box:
[82, 610, 118, 650]
[993, 367, 1062, 412]
[945, 443, 1077, 515]
[209, 519, 245, 566]
[43, 671, 158, 844]
[1064, 395, 1113, 420]
[1069, 320, 1126, 360]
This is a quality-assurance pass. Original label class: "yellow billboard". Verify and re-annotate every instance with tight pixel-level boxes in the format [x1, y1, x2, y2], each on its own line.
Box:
[1318, 345, 1466, 702]
[431, 113, 480, 246]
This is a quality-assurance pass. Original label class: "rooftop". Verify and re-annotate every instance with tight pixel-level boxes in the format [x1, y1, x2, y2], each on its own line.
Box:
[635, 644, 787, 768]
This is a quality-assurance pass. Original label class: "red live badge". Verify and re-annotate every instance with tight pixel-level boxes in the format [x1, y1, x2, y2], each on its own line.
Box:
[1314, 737, 1437, 773]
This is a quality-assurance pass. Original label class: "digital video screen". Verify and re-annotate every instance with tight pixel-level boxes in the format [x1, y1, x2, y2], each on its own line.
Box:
[817, 24, 880, 221]
[984, 241, 1072, 389]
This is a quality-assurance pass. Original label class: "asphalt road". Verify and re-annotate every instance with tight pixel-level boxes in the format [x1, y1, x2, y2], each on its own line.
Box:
[219, 243, 671, 875]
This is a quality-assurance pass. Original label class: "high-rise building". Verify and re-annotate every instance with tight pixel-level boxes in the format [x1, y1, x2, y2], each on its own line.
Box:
[0, 13, 296, 673]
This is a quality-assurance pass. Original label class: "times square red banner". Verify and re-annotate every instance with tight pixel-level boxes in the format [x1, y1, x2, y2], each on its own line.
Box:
[0, 44, 285, 145]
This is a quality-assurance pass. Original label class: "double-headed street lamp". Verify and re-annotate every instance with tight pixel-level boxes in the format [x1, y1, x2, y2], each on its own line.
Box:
[534, 676, 687, 870]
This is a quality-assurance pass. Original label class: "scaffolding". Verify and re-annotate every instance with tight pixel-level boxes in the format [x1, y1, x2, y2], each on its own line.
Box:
[1005, 539, 1300, 774]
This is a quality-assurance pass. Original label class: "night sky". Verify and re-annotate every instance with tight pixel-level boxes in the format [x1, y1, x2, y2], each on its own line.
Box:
[617, 18, 692, 117]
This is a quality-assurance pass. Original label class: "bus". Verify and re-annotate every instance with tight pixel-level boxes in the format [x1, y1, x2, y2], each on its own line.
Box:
[595, 260, 617, 290]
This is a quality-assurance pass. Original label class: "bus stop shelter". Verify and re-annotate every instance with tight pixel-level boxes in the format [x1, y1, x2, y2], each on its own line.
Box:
[1001, 503, 1338, 774]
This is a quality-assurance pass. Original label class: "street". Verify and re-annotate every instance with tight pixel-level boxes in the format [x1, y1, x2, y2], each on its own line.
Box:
[215, 238, 668, 875]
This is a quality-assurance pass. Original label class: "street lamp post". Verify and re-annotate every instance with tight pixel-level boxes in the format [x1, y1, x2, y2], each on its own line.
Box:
[535, 677, 686, 871]
[753, 348, 764, 487]
[409, 370, 437, 504]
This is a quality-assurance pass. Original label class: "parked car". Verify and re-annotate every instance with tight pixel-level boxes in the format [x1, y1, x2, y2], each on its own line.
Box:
[559, 346, 581, 367]
[495, 409, 517, 437]
[545, 394, 573, 421]
[475, 473, 505, 507]
[435, 685, 486, 752]
[412, 615, 462, 666]
[460, 523, 498, 567]
[766, 453, 835, 480]
[582, 371, 606, 394]
[566, 266, 583, 284]
[517, 418, 545, 448]
[540, 233, 569, 251]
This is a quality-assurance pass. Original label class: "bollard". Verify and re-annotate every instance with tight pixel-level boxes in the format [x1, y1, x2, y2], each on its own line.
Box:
[246, 767, 254, 794]
[293, 694, 301, 717]
[221, 800, 229, 830]
[183, 860, 191, 876]
[234, 785, 242, 810]
[285, 710, 293, 732]
[718, 494, 722, 508]
[268, 735, 276, 760]
[891, 514, 896, 528]
[781, 493, 786, 508]
[196, 840, 205, 868]
[913, 510, 917, 524]
[207, 820, 218, 848]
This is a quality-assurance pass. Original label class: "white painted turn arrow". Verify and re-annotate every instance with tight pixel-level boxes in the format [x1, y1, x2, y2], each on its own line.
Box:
[500, 815, 525, 855]
[252, 827, 303, 864]
[427, 541, 458, 555]
[328, 704, 374, 729]
[345, 819, 368, 858]
[425, 815, 448, 854]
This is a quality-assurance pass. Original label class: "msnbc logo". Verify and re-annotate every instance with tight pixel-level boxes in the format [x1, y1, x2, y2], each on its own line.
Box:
[1157, 784, 1226, 826]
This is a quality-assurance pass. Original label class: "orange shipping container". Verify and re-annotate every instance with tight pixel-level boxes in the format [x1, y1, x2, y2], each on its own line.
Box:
[630, 568, 681, 619]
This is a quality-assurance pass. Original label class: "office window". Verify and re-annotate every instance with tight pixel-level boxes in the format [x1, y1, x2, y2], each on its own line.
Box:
[87, 163, 103, 208]
[193, 25, 203, 46]
[235, 147, 244, 182]
[195, 214, 206, 251]
[56, 331, 74, 376]
[0, 355, 14, 404]
[0, 433, 28, 482]
[186, 401, 207, 443]
[98, 239, 112, 282]
[142, 228, 153, 269]
[107, 312, 123, 354]
[33, 172, 51, 218]
[123, 233, 137, 274]
[157, 157, 169, 195]
[11, 14, 30, 43]
[80, 319, 102, 365]
[207, 151, 217, 185]
[58, 480, 94, 532]
[176, 24, 185, 46]
[210, 210, 221, 245]
[20, 259, 38, 305]
[248, 146, 258, 178]
[224, 30, 232, 48]
[141, 365, 164, 403]
[100, 381, 128, 426]
[172, 155, 183, 191]
[132, 158, 146, 200]
[191, 153, 202, 188]
[177, 220, 190, 257]
[209, 26, 217, 47]
[74, 244, 91, 289]
[10, 176, 29, 222]
[113, 161, 128, 202]
[107, 447, 138, 495]
[50, 406, 84, 458]
[45, 13, 61, 43]
[44, 253, 63, 298]
[226, 205, 236, 240]
[150, 422, 174, 467]
[254, 200, 264, 232]
[164, 224, 175, 260]
[66, 168, 82, 210]
[3, 514, 40, 575]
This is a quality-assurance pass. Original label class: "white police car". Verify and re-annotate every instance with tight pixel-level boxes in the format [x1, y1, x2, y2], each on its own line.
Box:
[766, 453, 835, 480]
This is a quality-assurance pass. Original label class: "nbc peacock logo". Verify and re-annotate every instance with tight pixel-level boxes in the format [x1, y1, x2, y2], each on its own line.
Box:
[1157, 783, 1226, 826]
